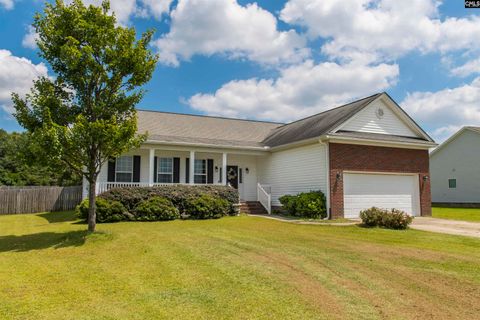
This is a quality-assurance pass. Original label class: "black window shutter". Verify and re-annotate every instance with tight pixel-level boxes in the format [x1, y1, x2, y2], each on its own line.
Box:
[185, 158, 189, 183]
[207, 159, 214, 184]
[108, 159, 116, 182]
[239, 168, 243, 184]
[133, 155, 141, 182]
[173, 157, 180, 183]
[153, 156, 158, 183]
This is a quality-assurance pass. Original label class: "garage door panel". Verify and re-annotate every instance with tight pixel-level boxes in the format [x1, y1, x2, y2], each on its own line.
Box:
[343, 173, 419, 218]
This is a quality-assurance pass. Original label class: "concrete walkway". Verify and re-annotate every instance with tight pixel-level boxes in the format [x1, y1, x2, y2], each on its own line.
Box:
[411, 217, 480, 238]
[247, 214, 358, 226]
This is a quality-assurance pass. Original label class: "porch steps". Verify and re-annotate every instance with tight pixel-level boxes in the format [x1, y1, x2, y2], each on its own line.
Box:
[240, 201, 268, 215]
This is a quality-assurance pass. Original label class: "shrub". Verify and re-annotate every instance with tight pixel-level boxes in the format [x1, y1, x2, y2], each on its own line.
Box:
[381, 208, 414, 230]
[295, 191, 327, 219]
[359, 207, 385, 227]
[134, 197, 180, 221]
[100, 185, 238, 216]
[278, 194, 296, 215]
[76, 197, 130, 223]
[184, 194, 229, 219]
[360, 207, 413, 230]
[279, 191, 327, 219]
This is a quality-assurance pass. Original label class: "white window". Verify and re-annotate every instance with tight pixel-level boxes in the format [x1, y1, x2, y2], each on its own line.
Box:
[194, 159, 207, 184]
[116, 156, 133, 182]
[158, 157, 173, 183]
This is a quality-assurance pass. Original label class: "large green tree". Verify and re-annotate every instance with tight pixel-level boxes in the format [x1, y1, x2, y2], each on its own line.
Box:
[12, 0, 157, 232]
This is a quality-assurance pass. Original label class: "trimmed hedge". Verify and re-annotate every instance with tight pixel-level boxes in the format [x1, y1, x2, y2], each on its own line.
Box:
[360, 207, 413, 230]
[184, 194, 229, 219]
[279, 191, 327, 219]
[134, 197, 180, 221]
[77, 197, 131, 223]
[76, 185, 238, 223]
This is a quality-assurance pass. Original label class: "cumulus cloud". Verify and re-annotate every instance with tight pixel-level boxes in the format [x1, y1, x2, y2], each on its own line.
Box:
[140, 0, 173, 19]
[280, 0, 480, 63]
[402, 79, 480, 142]
[0, 0, 14, 10]
[22, 26, 38, 49]
[450, 58, 480, 77]
[0, 50, 48, 116]
[154, 0, 309, 67]
[188, 60, 398, 122]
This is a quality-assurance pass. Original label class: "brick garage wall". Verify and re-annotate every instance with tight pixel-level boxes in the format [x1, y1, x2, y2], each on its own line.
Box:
[329, 143, 431, 219]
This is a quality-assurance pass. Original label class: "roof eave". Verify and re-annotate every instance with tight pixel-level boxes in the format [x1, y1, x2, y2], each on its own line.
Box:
[144, 139, 271, 152]
[322, 134, 438, 150]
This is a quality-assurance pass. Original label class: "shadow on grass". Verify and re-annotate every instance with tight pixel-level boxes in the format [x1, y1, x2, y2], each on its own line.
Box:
[38, 211, 78, 224]
[0, 230, 88, 252]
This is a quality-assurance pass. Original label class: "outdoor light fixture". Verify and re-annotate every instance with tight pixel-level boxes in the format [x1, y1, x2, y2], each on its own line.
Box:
[423, 175, 429, 182]
[215, 166, 218, 172]
[245, 168, 249, 174]
[336, 172, 341, 181]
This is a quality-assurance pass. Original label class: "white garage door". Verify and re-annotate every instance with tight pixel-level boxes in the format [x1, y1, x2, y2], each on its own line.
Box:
[343, 173, 420, 218]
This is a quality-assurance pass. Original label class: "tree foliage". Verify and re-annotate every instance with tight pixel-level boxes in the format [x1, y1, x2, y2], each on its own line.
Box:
[12, 0, 158, 231]
[0, 129, 81, 186]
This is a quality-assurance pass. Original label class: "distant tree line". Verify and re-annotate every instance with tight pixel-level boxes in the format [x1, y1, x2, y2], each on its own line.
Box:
[0, 129, 81, 186]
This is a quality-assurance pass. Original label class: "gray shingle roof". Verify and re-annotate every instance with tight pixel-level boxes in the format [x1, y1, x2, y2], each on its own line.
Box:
[137, 93, 430, 149]
[137, 110, 282, 149]
[261, 93, 381, 147]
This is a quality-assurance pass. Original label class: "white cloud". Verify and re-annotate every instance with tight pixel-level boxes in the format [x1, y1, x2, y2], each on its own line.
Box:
[402, 79, 480, 142]
[140, 0, 173, 19]
[450, 58, 480, 77]
[0, 0, 14, 10]
[154, 0, 309, 67]
[188, 60, 398, 122]
[0, 50, 49, 116]
[22, 26, 39, 49]
[280, 0, 480, 63]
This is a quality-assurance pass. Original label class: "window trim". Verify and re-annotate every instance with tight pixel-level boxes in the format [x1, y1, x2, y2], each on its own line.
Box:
[448, 178, 456, 189]
[194, 159, 207, 184]
[115, 155, 133, 182]
[157, 157, 174, 183]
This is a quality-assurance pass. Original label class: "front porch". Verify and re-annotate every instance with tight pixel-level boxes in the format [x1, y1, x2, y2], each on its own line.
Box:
[84, 145, 272, 213]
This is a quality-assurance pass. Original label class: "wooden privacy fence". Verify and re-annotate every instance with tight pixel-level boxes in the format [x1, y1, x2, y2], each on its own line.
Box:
[0, 186, 82, 215]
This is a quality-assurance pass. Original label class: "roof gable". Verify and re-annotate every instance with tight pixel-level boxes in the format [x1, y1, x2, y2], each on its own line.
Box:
[261, 93, 381, 147]
[431, 126, 480, 157]
[335, 97, 418, 137]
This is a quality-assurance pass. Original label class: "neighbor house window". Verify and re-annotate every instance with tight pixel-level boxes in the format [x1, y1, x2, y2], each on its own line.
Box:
[158, 157, 173, 183]
[448, 179, 456, 189]
[116, 156, 133, 182]
[194, 159, 207, 184]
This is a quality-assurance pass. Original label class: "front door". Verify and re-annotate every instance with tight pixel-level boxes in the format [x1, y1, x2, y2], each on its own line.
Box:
[226, 165, 239, 189]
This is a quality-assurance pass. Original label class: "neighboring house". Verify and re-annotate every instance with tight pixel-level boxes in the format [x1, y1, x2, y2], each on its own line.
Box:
[430, 126, 480, 206]
[83, 92, 437, 218]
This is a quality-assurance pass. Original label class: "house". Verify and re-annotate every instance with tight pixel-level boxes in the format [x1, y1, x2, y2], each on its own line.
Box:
[83, 92, 437, 218]
[430, 126, 480, 207]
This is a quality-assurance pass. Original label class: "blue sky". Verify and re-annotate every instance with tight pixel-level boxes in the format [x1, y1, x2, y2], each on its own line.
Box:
[1, 0, 480, 142]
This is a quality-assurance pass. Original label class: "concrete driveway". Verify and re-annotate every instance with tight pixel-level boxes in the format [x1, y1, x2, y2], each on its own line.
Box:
[411, 217, 480, 238]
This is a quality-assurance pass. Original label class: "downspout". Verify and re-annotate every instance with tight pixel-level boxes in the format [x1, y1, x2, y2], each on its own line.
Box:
[325, 141, 331, 220]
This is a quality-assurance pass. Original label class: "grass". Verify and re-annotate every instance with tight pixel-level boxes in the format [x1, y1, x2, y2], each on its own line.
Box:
[1, 212, 479, 319]
[432, 207, 480, 222]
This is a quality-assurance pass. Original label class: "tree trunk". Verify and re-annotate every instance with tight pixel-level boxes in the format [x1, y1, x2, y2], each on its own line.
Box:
[88, 180, 97, 232]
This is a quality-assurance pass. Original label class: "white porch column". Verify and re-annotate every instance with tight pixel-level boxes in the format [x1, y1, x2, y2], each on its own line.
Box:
[222, 152, 227, 185]
[148, 148, 155, 186]
[189, 150, 195, 184]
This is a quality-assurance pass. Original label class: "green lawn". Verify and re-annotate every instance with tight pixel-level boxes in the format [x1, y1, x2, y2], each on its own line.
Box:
[1, 212, 479, 320]
[432, 206, 480, 222]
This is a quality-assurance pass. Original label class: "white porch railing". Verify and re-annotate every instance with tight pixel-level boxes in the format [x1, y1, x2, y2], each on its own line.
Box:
[257, 183, 271, 214]
[95, 182, 225, 195]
